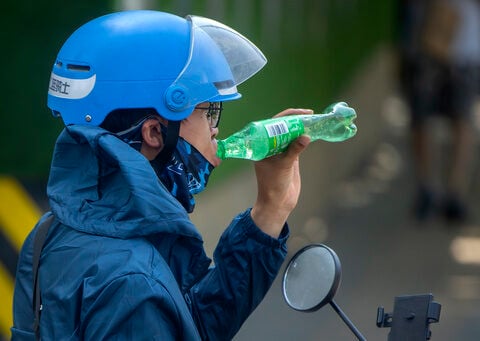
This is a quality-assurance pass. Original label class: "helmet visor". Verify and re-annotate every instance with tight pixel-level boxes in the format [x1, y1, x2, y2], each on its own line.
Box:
[171, 15, 267, 102]
[189, 15, 267, 86]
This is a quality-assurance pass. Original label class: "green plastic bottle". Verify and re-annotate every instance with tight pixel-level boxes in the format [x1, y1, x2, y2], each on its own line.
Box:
[216, 102, 357, 161]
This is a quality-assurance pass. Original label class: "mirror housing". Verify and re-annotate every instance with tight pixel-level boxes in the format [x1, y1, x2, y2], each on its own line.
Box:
[282, 244, 341, 312]
[282, 244, 366, 341]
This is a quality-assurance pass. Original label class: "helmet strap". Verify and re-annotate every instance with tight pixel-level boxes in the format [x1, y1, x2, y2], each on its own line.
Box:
[150, 120, 180, 176]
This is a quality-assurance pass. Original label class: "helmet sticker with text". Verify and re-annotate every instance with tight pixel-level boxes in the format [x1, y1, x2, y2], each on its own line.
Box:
[48, 73, 96, 99]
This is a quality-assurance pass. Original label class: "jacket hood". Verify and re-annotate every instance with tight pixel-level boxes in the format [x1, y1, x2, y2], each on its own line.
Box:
[47, 125, 202, 240]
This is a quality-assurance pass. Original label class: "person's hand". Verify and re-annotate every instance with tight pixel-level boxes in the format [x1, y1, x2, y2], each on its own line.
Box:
[251, 108, 313, 238]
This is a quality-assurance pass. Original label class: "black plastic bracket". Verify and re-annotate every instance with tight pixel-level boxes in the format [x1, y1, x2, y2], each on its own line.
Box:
[376, 293, 441, 341]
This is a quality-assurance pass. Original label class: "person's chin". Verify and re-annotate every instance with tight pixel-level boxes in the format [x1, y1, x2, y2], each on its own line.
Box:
[211, 156, 222, 167]
[204, 149, 221, 167]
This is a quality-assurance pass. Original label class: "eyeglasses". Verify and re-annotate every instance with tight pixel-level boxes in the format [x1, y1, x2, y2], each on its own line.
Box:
[195, 102, 223, 128]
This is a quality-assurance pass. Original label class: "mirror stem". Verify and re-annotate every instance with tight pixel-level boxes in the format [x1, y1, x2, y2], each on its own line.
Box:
[330, 300, 367, 341]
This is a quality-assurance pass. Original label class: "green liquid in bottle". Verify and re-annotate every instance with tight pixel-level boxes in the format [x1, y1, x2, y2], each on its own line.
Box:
[217, 102, 357, 161]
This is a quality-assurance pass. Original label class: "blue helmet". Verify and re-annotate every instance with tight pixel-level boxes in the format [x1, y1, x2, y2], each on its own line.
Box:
[47, 10, 267, 126]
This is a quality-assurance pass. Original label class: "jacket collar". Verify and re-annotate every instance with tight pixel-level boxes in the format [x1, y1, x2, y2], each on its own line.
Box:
[47, 125, 203, 241]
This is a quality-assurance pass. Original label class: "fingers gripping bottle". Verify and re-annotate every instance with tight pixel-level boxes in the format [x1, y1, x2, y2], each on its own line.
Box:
[216, 102, 357, 161]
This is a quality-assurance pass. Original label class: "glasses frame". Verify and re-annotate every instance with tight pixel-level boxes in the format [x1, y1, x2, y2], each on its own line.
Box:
[195, 102, 223, 128]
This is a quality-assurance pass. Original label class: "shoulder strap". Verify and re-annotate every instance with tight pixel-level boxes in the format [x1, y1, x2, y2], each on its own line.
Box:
[32, 214, 55, 340]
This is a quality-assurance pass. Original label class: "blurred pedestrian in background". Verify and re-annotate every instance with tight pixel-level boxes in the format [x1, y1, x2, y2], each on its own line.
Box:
[398, 0, 480, 223]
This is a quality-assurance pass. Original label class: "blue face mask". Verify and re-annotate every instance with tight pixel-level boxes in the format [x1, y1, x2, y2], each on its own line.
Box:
[115, 119, 214, 213]
[155, 137, 214, 213]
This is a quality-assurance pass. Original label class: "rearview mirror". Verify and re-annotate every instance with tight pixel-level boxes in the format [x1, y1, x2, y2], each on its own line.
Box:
[282, 244, 366, 341]
[282, 244, 341, 311]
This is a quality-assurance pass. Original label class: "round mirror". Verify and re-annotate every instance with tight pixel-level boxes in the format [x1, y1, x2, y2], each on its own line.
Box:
[282, 244, 341, 311]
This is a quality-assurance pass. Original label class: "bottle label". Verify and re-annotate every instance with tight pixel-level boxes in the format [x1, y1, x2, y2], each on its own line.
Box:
[263, 117, 304, 155]
[265, 121, 289, 137]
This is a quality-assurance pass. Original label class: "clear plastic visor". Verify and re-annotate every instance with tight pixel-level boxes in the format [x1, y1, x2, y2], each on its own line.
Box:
[173, 15, 267, 100]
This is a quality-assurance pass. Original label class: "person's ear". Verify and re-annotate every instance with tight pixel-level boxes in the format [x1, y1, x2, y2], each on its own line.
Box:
[141, 119, 163, 148]
[140, 119, 165, 160]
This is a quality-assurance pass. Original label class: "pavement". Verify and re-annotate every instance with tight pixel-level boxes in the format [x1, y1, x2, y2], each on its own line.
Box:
[191, 46, 480, 340]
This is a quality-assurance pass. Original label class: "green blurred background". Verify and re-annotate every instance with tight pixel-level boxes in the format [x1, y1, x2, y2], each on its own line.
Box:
[0, 0, 395, 183]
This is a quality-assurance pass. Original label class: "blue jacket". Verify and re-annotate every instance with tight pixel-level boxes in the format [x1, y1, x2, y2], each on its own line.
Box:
[11, 126, 289, 340]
